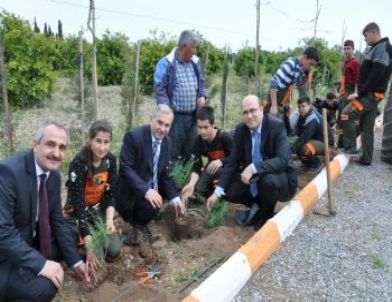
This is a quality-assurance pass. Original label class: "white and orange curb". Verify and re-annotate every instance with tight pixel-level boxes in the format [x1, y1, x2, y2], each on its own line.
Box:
[183, 153, 350, 302]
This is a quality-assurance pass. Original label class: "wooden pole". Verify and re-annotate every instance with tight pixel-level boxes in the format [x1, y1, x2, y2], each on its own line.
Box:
[78, 29, 85, 145]
[131, 40, 141, 128]
[322, 108, 335, 215]
[88, 0, 98, 121]
[255, 0, 261, 96]
[0, 33, 14, 153]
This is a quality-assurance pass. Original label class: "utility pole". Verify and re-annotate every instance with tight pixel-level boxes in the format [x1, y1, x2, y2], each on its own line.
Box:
[255, 0, 261, 96]
[0, 32, 14, 153]
[88, 0, 98, 121]
[78, 29, 85, 145]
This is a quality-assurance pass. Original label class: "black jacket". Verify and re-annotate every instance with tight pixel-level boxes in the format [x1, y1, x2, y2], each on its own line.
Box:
[219, 114, 291, 190]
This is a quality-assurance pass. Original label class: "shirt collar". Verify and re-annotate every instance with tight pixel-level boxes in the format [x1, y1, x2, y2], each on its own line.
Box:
[35, 160, 50, 179]
[250, 122, 262, 135]
[151, 134, 162, 145]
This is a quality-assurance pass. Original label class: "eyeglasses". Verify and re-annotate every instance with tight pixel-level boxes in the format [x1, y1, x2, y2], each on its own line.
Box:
[242, 108, 260, 116]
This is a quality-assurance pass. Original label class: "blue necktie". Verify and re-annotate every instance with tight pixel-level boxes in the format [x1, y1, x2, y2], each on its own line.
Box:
[152, 141, 160, 190]
[250, 130, 261, 197]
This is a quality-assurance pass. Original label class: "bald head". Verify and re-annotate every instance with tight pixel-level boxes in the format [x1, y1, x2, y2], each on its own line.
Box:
[241, 95, 260, 109]
[241, 95, 263, 129]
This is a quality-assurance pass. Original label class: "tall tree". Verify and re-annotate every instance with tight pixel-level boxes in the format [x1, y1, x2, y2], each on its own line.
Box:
[57, 19, 63, 39]
[48, 25, 53, 37]
[43, 22, 48, 36]
[33, 18, 40, 33]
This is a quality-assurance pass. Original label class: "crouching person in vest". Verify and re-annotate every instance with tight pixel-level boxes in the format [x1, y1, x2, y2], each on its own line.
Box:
[291, 96, 335, 173]
[64, 120, 122, 274]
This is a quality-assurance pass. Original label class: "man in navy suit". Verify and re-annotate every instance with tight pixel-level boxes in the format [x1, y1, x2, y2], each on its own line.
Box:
[207, 95, 297, 230]
[116, 104, 185, 245]
[0, 121, 92, 302]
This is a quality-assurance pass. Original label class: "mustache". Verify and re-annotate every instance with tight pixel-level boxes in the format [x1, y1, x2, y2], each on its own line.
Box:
[47, 155, 61, 161]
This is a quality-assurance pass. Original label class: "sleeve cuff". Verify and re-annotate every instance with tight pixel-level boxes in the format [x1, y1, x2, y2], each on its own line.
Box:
[213, 186, 225, 198]
[169, 196, 181, 206]
[72, 260, 83, 269]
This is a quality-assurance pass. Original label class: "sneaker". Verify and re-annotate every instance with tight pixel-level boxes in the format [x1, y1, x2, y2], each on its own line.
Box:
[124, 227, 142, 246]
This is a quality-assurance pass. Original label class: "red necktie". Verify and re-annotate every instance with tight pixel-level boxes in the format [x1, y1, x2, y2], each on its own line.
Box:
[39, 174, 52, 259]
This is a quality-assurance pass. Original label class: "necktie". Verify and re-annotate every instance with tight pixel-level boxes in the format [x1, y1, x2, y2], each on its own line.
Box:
[250, 130, 261, 197]
[39, 174, 52, 259]
[152, 141, 160, 190]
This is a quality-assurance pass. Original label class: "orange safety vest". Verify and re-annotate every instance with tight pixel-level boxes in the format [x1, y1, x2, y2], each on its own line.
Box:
[84, 171, 109, 206]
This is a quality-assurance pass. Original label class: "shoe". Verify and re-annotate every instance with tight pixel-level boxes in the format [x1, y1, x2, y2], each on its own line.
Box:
[235, 208, 263, 227]
[253, 217, 267, 231]
[139, 225, 160, 245]
[123, 226, 142, 246]
[344, 147, 358, 155]
[352, 157, 371, 166]
[152, 211, 162, 221]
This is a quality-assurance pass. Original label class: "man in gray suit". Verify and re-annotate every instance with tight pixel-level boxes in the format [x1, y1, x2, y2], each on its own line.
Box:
[0, 121, 92, 301]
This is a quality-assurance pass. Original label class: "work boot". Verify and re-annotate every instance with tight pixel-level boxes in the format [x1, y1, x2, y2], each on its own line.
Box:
[352, 157, 371, 166]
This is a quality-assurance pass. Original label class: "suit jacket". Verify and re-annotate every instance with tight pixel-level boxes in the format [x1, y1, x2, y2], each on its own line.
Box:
[219, 114, 291, 190]
[116, 125, 178, 220]
[0, 150, 81, 293]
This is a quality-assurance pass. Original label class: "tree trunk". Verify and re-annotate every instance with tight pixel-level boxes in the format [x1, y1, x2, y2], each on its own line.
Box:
[381, 84, 392, 163]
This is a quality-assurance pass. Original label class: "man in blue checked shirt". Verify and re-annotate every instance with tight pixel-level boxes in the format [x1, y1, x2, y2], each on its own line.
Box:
[263, 47, 320, 135]
[154, 30, 207, 160]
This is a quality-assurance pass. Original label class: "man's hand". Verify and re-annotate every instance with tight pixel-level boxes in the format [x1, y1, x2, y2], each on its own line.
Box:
[205, 159, 222, 175]
[197, 97, 206, 108]
[270, 104, 278, 116]
[40, 260, 64, 289]
[206, 193, 219, 212]
[241, 164, 254, 185]
[181, 183, 195, 199]
[145, 189, 163, 209]
[86, 248, 100, 276]
[174, 201, 186, 218]
[74, 262, 94, 289]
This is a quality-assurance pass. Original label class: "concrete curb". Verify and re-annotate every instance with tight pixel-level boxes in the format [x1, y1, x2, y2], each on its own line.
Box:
[183, 153, 350, 302]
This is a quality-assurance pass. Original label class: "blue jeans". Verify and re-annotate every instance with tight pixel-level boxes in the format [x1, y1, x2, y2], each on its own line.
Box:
[169, 113, 197, 160]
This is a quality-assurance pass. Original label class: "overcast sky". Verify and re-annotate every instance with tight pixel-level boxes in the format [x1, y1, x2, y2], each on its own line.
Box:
[1, 0, 392, 52]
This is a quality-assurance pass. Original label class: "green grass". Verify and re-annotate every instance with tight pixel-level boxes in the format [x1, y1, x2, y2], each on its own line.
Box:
[373, 257, 386, 269]
[206, 198, 228, 228]
[169, 157, 195, 190]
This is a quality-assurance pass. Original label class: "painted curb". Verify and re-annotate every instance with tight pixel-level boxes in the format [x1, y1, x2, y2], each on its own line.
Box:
[183, 153, 350, 302]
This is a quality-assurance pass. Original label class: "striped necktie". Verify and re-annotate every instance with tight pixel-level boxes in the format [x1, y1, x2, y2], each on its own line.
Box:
[152, 141, 160, 190]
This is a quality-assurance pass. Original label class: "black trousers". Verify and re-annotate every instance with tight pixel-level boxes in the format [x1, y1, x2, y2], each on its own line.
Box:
[224, 172, 292, 220]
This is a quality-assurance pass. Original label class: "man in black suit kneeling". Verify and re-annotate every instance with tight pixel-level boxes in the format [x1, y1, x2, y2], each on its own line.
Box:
[207, 95, 297, 230]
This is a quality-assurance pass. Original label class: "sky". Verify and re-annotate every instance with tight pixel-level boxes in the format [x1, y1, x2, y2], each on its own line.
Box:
[1, 0, 392, 52]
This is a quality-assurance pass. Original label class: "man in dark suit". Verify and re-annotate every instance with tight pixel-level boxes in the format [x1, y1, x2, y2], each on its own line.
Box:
[0, 122, 92, 301]
[116, 104, 185, 245]
[207, 95, 297, 230]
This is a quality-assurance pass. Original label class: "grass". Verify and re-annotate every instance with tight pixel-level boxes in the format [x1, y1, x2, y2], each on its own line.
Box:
[373, 257, 386, 269]
[206, 198, 228, 228]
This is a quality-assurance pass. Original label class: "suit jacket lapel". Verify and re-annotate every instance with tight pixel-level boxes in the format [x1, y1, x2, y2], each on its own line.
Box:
[144, 126, 153, 172]
[260, 115, 269, 155]
[26, 150, 38, 235]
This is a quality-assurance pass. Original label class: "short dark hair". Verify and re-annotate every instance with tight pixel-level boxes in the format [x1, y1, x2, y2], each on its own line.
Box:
[363, 22, 380, 35]
[344, 40, 354, 48]
[298, 96, 311, 105]
[303, 47, 320, 62]
[326, 92, 336, 99]
[88, 119, 112, 140]
[196, 105, 215, 124]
